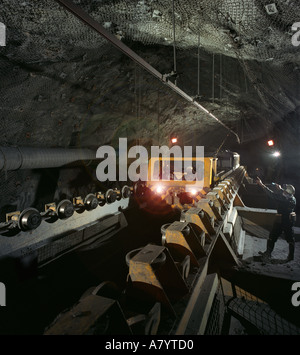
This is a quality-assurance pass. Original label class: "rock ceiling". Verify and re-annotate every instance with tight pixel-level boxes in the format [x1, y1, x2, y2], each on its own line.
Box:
[0, 0, 300, 150]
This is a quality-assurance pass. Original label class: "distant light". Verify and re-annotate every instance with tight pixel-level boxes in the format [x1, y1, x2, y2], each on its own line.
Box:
[171, 137, 177, 144]
[267, 140, 274, 146]
[273, 151, 281, 157]
[156, 185, 164, 194]
[186, 188, 198, 196]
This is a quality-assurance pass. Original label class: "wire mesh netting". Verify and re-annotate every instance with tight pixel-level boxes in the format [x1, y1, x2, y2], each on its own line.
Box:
[0, 0, 300, 146]
[204, 280, 227, 335]
[71, 0, 300, 61]
[228, 285, 300, 335]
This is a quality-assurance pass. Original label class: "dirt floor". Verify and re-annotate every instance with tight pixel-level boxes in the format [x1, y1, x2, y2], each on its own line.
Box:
[230, 225, 300, 332]
[241, 232, 300, 281]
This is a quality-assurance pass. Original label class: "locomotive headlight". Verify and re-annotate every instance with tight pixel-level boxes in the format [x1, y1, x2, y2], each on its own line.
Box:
[186, 187, 198, 196]
[155, 184, 164, 194]
[190, 189, 198, 196]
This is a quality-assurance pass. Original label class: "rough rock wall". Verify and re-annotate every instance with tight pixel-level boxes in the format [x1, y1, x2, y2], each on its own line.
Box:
[0, 0, 300, 216]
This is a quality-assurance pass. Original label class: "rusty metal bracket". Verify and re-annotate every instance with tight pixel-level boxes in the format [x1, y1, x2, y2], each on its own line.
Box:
[218, 181, 233, 199]
[206, 191, 227, 213]
[44, 294, 132, 335]
[181, 207, 215, 239]
[126, 244, 189, 314]
[161, 221, 205, 267]
[213, 186, 230, 204]
[196, 198, 222, 222]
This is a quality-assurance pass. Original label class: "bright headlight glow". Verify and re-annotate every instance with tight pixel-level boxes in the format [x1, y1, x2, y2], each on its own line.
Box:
[156, 185, 164, 194]
[273, 151, 281, 157]
[186, 188, 198, 196]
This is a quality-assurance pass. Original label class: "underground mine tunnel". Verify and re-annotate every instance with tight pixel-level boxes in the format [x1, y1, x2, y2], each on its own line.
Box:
[0, 0, 300, 337]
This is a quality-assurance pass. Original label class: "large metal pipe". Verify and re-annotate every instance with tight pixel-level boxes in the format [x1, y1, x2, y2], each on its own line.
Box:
[0, 146, 96, 171]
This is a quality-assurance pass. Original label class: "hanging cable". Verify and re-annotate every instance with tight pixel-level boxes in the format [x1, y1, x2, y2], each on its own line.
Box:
[241, 116, 244, 143]
[55, 0, 240, 144]
[220, 54, 222, 100]
[212, 53, 215, 104]
[134, 64, 138, 147]
[172, 0, 177, 86]
[138, 66, 142, 147]
[224, 55, 231, 143]
[244, 70, 248, 94]
[197, 33, 200, 98]
[157, 90, 160, 145]
[215, 133, 230, 156]
[193, 127, 196, 148]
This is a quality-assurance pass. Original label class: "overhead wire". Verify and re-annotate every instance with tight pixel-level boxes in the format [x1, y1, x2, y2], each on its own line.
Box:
[212, 53, 215, 104]
[172, 0, 177, 86]
[220, 54, 222, 100]
[55, 0, 241, 144]
[197, 32, 200, 97]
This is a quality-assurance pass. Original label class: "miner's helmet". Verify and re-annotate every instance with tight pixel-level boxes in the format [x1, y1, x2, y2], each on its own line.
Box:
[283, 184, 295, 195]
